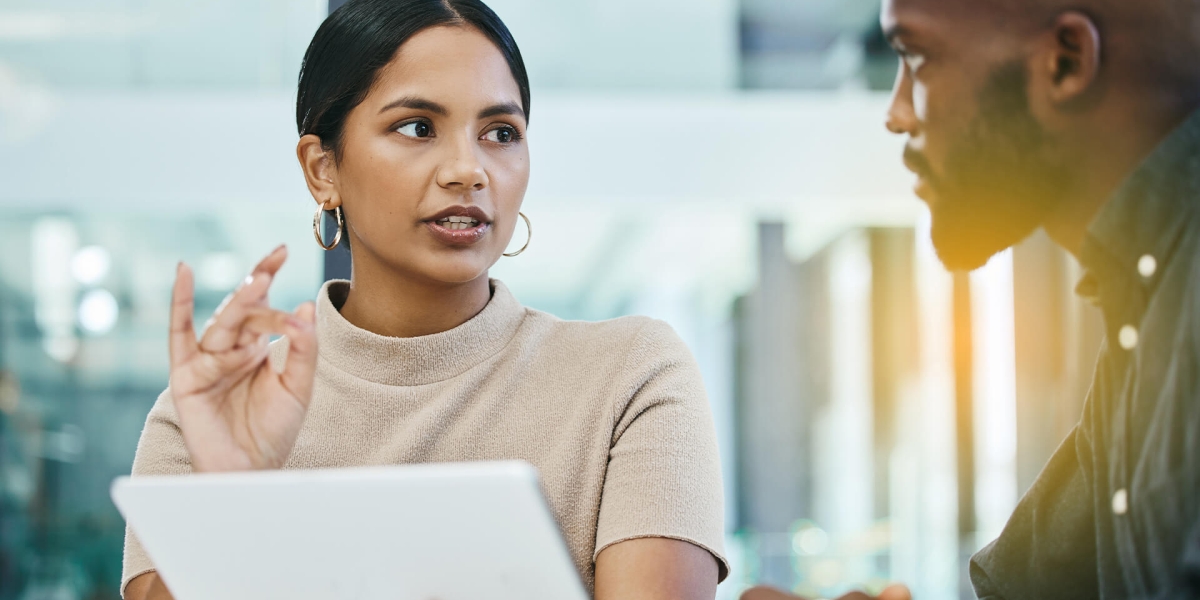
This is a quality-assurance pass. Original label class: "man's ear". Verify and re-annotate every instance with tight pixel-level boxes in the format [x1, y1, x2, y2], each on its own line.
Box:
[296, 134, 342, 210]
[1040, 11, 1102, 106]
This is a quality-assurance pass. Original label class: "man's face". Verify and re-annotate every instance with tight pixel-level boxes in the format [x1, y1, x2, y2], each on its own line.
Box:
[882, 0, 1067, 271]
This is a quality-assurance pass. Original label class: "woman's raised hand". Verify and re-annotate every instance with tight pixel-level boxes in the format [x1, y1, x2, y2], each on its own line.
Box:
[167, 245, 318, 472]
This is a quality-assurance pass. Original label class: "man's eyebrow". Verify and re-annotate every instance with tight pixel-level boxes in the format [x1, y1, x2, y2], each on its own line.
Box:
[378, 96, 448, 115]
[478, 102, 524, 120]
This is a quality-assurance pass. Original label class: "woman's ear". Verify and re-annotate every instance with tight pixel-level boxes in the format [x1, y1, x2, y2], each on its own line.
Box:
[297, 134, 342, 209]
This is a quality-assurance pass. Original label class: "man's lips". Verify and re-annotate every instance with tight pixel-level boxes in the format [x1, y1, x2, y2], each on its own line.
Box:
[902, 147, 931, 179]
[901, 147, 937, 204]
[913, 178, 936, 204]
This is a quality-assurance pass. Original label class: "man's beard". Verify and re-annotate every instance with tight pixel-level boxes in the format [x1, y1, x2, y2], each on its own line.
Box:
[918, 61, 1068, 271]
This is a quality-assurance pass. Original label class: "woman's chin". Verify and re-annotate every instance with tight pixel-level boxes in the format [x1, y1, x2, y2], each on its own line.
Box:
[413, 258, 494, 286]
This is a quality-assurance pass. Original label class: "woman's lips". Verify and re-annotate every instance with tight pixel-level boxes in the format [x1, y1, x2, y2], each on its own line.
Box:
[425, 220, 491, 246]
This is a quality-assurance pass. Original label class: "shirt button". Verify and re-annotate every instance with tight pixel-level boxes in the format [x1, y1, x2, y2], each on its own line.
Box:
[1112, 488, 1129, 515]
[1119, 325, 1139, 350]
[1138, 254, 1158, 278]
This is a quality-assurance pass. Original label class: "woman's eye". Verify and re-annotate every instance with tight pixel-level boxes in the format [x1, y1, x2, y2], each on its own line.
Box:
[396, 121, 433, 138]
[483, 126, 520, 144]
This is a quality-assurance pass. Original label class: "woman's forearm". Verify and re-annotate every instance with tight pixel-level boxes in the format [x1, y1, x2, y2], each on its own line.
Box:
[125, 572, 175, 600]
[594, 537, 719, 600]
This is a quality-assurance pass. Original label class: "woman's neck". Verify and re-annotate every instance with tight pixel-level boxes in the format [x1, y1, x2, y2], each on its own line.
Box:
[337, 253, 492, 339]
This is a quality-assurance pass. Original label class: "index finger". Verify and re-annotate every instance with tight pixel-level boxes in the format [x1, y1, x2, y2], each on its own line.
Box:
[251, 244, 289, 279]
[169, 262, 199, 368]
[200, 271, 276, 353]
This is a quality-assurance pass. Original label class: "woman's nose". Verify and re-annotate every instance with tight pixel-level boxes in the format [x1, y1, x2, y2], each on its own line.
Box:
[436, 135, 489, 191]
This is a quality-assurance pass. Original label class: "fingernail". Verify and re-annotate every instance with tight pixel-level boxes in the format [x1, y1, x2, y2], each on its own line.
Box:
[176, 261, 183, 274]
[274, 244, 286, 253]
[243, 274, 255, 287]
[286, 316, 307, 330]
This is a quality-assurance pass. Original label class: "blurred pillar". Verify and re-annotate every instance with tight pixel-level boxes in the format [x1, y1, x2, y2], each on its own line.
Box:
[1011, 232, 1104, 493]
[808, 232, 876, 588]
[868, 227, 919, 581]
[0, 289, 10, 598]
[868, 229, 918, 522]
[734, 222, 811, 586]
[952, 270, 976, 600]
[1012, 232, 1067, 494]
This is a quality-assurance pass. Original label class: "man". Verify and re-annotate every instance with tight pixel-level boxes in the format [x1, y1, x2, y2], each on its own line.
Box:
[745, 0, 1200, 598]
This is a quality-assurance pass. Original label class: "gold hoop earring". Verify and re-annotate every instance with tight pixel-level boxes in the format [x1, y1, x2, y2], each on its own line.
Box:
[503, 212, 532, 257]
[313, 202, 344, 250]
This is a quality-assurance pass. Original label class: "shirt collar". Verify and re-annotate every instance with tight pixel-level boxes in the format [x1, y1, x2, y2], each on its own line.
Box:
[1077, 108, 1200, 310]
[314, 278, 527, 386]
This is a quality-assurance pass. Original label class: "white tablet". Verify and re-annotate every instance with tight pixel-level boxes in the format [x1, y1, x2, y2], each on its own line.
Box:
[111, 461, 589, 600]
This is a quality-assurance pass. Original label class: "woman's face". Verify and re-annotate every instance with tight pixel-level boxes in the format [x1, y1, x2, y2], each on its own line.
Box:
[319, 25, 530, 285]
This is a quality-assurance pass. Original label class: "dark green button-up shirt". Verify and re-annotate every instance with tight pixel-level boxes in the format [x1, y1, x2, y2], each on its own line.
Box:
[970, 109, 1200, 599]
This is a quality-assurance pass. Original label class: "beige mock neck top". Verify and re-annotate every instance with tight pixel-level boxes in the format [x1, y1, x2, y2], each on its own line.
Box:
[122, 280, 727, 596]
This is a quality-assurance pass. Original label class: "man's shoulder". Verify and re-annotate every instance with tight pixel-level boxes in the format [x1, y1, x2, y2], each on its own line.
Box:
[1149, 222, 1200, 350]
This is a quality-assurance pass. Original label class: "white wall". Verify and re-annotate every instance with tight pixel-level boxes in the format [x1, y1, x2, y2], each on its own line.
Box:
[0, 90, 915, 210]
[0, 0, 324, 88]
[486, 0, 739, 90]
[0, 90, 922, 298]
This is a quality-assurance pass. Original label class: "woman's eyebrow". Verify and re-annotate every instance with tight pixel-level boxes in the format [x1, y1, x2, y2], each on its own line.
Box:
[378, 96, 447, 115]
[478, 102, 523, 120]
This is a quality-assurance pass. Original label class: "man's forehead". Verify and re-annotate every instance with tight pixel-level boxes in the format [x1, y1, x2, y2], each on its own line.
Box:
[882, 0, 981, 36]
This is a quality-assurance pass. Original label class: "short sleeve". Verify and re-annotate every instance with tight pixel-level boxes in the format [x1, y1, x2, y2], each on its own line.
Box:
[593, 319, 729, 581]
[120, 387, 193, 598]
[970, 426, 1099, 600]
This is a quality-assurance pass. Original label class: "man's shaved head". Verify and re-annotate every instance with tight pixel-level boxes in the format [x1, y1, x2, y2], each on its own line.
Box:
[1002, 0, 1200, 88]
[883, 0, 1200, 270]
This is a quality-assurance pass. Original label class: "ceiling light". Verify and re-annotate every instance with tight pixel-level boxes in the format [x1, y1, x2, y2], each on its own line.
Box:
[78, 288, 119, 334]
[71, 245, 111, 285]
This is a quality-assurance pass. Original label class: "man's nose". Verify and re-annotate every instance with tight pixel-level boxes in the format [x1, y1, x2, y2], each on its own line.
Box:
[885, 63, 918, 136]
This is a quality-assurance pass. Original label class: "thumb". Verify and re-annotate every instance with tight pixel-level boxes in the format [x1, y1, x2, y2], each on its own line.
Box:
[741, 586, 805, 600]
[877, 584, 912, 600]
[279, 302, 318, 404]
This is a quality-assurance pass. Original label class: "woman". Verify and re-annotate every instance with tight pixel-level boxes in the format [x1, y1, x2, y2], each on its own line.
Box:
[121, 1, 727, 599]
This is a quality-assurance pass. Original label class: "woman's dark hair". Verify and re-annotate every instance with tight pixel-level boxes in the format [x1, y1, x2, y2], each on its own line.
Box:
[296, 0, 531, 156]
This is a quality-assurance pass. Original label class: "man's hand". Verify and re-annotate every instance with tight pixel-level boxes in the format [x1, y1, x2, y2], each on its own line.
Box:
[741, 583, 912, 600]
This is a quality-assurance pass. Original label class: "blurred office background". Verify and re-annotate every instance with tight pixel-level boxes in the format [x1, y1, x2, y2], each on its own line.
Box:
[0, 0, 1103, 598]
